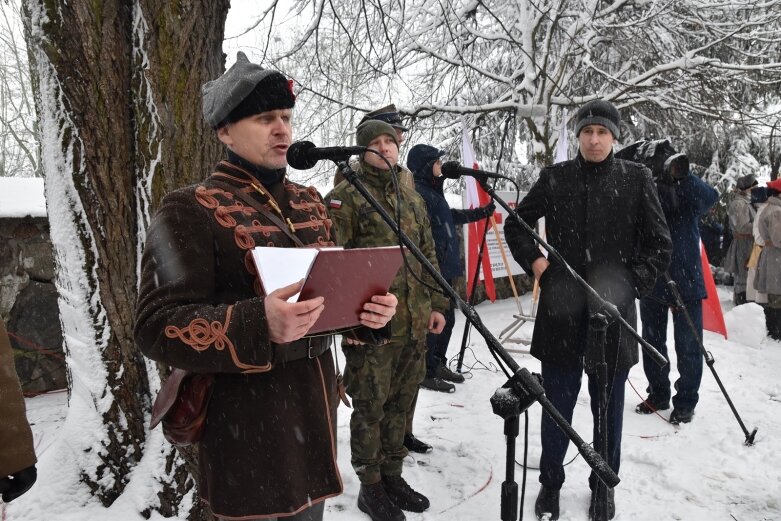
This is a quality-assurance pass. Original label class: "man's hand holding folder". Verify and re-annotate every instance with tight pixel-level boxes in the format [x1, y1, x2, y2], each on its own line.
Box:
[254, 246, 403, 344]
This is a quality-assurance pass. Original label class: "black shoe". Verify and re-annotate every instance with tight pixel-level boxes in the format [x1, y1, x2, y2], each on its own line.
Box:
[420, 376, 455, 393]
[669, 408, 694, 425]
[534, 486, 560, 520]
[589, 487, 615, 520]
[358, 482, 405, 521]
[635, 397, 670, 414]
[381, 475, 429, 513]
[403, 433, 432, 454]
[436, 363, 465, 383]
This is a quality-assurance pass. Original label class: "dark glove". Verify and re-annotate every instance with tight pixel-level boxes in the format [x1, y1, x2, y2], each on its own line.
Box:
[0, 465, 37, 503]
[481, 202, 496, 218]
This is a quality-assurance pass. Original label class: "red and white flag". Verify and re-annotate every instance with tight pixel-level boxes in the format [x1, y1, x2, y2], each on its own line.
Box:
[700, 241, 727, 339]
[462, 121, 496, 301]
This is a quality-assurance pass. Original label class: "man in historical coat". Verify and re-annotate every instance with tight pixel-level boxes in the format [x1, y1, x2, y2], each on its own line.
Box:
[755, 178, 781, 340]
[724, 174, 759, 305]
[135, 52, 397, 521]
[504, 99, 671, 521]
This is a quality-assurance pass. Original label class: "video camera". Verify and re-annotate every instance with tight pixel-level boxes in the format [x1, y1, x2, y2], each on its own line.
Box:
[615, 139, 689, 184]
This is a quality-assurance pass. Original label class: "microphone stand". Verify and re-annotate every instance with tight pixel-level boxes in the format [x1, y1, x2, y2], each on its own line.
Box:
[662, 273, 758, 445]
[456, 215, 492, 373]
[337, 162, 621, 521]
[471, 177, 669, 521]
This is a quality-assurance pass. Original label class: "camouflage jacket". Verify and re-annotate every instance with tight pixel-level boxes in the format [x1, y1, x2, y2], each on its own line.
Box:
[333, 158, 414, 189]
[326, 161, 449, 342]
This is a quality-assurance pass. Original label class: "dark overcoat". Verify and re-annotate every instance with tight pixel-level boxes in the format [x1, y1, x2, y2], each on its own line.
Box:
[135, 161, 342, 519]
[505, 153, 671, 373]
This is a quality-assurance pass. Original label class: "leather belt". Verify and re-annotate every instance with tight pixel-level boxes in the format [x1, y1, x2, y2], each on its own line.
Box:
[734, 233, 753, 239]
[274, 336, 330, 364]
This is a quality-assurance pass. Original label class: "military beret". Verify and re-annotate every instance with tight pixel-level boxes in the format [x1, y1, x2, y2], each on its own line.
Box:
[202, 51, 295, 129]
[358, 104, 409, 132]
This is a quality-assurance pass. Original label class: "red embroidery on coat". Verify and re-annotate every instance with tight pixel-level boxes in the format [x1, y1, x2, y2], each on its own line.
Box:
[194, 179, 334, 288]
[164, 306, 271, 373]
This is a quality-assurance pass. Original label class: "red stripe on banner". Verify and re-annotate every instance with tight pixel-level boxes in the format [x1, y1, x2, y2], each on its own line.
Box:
[700, 242, 727, 339]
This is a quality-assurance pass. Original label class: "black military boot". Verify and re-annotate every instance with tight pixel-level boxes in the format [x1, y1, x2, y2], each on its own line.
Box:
[420, 376, 455, 393]
[403, 433, 433, 454]
[589, 486, 615, 520]
[381, 475, 430, 512]
[436, 362, 465, 383]
[534, 486, 560, 520]
[357, 482, 405, 521]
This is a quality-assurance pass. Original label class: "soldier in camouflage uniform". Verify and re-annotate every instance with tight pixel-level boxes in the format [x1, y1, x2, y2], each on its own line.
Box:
[333, 104, 414, 189]
[326, 120, 449, 521]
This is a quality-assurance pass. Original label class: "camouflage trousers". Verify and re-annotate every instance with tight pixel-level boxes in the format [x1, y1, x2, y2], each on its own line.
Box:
[342, 338, 426, 485]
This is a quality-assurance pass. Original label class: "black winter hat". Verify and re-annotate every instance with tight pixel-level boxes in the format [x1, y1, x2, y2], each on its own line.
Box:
[202, 51, 295, 129]
[575, 99, 620, 139]
[407, 144, 446, 180]
[735, 174, 758, 191]
[356, 120, 399, 149]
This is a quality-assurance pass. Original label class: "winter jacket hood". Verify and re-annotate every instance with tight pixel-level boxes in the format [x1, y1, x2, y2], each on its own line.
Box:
[408, 144, 446, 187]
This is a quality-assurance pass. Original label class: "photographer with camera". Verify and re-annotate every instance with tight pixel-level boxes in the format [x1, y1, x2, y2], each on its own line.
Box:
[624, 141, 719, 425]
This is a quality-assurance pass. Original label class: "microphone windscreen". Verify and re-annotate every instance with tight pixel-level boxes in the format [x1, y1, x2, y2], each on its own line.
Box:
[441, 161, 462, 179]
[286, 141, 318, 170]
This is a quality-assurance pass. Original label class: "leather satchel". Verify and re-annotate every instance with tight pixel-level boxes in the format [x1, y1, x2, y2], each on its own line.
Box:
[150, 368, 214, 446]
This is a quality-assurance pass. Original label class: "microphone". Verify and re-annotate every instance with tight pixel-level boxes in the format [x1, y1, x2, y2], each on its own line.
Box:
[286, 141, 367, 170]
[441, 161, 503, 181]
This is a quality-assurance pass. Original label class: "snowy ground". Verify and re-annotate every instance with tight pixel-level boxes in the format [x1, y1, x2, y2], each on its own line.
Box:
[6, 286, 781, 521]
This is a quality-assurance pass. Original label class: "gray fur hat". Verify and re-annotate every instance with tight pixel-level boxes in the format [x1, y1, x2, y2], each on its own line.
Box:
[202, 51, 295, 129]
[575, 99, 621, 139]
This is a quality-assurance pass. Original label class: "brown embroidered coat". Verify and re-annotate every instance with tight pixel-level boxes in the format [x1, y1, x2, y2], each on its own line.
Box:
[135, 161, 342, 519]
[0, 319, 37, 479]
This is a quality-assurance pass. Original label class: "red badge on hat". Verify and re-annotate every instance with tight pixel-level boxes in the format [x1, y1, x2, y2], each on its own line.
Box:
[287, 79, 296, 101]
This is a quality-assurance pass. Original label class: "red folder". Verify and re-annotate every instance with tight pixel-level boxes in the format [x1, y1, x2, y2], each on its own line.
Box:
[253, 246, 404, 335]
[301, 247, 404, 334]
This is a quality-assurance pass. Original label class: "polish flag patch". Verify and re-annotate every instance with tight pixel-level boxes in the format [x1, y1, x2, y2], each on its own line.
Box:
[329, 199, 342, 209]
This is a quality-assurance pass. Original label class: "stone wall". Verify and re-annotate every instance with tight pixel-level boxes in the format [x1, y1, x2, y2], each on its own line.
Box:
[0, 216, 66, 393]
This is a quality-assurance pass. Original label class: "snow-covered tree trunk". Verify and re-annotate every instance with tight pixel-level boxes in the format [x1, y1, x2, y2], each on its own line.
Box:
[21, 0, 228, 517]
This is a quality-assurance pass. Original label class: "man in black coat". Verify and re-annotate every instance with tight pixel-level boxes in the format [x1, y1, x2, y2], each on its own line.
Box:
[505, 100, 671, 521]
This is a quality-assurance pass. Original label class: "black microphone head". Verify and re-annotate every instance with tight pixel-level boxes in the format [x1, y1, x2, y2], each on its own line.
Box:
[286, 141, 319, 170]
[441, 161, 463, 179]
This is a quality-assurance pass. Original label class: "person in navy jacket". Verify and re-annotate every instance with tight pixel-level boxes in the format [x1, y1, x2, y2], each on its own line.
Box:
[408, 144, 495, 393]
[635, 169, 719, 424]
